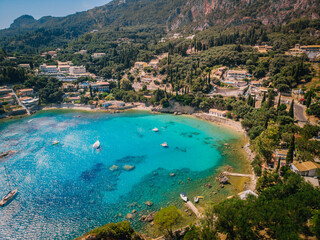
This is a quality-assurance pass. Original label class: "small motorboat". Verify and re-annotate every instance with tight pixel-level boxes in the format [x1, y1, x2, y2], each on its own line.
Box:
[93, 140, 100, 149]
[0, 188, 18, 207]
[28, 119, 33, 123]
[180, 192, 188, 202]
[194, 196, 199, 203]
[52, 141, 59, 145]
[152, 128, 159, 132]
[161, 142, 168, 148]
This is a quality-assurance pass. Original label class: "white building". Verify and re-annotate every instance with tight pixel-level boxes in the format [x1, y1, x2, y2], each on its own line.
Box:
[226, 70, 251, 81]
[39, 64, 58, 74]
[92, 53, 106, 58]
[90, 82, 110, 92]
[69, 66, 86, 75]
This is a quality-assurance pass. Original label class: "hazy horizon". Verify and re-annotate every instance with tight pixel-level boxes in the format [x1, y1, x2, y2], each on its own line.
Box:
[0, 0, 111, 30]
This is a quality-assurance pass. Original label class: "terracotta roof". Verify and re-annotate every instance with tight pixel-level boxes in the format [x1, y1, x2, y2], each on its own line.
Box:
[18, 89, 34, 92]
[293, 161, 320, 172]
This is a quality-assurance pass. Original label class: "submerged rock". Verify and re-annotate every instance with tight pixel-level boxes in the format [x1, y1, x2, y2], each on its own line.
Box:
[170, 173, 175, 177]
[144, 201, 153, 206]
[123, 165, 135, 171]
[109, 165, 119, 171]
[126, 213, 134, 219]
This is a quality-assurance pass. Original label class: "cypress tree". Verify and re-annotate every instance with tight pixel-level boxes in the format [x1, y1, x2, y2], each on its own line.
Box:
[289, 100, 294, 119]
[286, 134, 295, 165]
[252, 97, 256, 108]
[277, 94, 281, 111]
[306, 91, 312, 108]
[247, 95, 252, 105]
[262, 92, 266, 104]
[267, 90, 275, 108]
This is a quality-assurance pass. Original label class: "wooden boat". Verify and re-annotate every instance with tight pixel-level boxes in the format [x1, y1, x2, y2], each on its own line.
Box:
[0, 189, 17, 207]
[161, 142, 168, 148]
[180, 192, 188, 202]
[152, 128, 159, 132]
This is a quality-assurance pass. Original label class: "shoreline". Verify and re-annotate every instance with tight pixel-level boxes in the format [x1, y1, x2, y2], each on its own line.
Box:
[0, 105, 258, 239]
[1, 104, 257, 191]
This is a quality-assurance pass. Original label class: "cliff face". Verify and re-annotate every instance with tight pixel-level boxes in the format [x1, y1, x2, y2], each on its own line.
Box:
[167, 0, 320, 30]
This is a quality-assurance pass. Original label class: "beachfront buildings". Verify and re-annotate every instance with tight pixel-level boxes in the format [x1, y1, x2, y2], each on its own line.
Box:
[134, 62, 148, 70]
[208, 109, 228, 118]
[291, 161, 320, 177]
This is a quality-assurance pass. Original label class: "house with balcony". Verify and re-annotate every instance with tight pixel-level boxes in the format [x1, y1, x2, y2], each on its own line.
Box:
[17, 89, 34, 97]
[134, 62, 148, 70]
[91, 82, 110, 92]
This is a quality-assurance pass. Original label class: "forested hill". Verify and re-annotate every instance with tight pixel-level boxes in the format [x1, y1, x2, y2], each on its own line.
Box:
[0, 0, 319, 53]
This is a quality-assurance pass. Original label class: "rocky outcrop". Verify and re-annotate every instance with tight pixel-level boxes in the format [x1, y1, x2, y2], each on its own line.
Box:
[139, 211, 157, 222]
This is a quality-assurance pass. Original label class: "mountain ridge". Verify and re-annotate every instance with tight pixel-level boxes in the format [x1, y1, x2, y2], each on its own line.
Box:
[0, 0, 319, 53]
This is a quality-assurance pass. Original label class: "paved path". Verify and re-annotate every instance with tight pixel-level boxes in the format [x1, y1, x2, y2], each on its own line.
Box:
[11, 89, 31, 115]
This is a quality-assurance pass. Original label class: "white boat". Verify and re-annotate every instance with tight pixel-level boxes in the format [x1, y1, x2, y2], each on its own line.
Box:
[1, 164, 17, 207]
[93, 140, 100, 149]
[28, 119, 33, 123]
[152, 128, 159, 132]
[161, 142, 168, 148]
[180, 192, 188, 202]
[0, 189, 18, 207]
[194, 196, 199, 203]
[52, 141, 59, 145]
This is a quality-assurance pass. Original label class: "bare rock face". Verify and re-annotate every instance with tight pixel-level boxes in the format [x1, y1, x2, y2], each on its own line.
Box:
[167, 0, 320, 30]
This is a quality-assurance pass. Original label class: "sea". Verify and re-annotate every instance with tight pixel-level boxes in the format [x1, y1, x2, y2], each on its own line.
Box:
[0, 110, 246, 239]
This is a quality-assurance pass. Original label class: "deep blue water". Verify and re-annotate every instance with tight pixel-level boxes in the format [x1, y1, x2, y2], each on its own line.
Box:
[0, 110, 240, 239]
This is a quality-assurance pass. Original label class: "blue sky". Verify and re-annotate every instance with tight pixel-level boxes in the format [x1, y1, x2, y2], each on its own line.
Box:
[0, 0, 111, 29]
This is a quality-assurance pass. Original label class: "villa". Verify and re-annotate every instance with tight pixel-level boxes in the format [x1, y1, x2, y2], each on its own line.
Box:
[69, 66, 86, 75]
[91, 53, 106, 58]
[90, 82, 110, 92]
[226, 69, 251, 81]
[253, 45, 273, 53]
[17, 89, 34, 97]
[291, 161, 320, 177]
[134, 62, 148, 70]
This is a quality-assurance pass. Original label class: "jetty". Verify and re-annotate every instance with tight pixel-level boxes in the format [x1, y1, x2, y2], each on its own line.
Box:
[222, 171, 254, 178]
[185, 201, 203, 219]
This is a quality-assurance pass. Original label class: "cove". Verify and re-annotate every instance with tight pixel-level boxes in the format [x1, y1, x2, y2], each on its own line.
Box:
[0, 110, 242, 239]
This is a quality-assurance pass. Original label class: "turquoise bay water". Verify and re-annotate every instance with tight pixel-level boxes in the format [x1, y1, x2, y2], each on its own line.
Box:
[0, 110, 240, 239]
